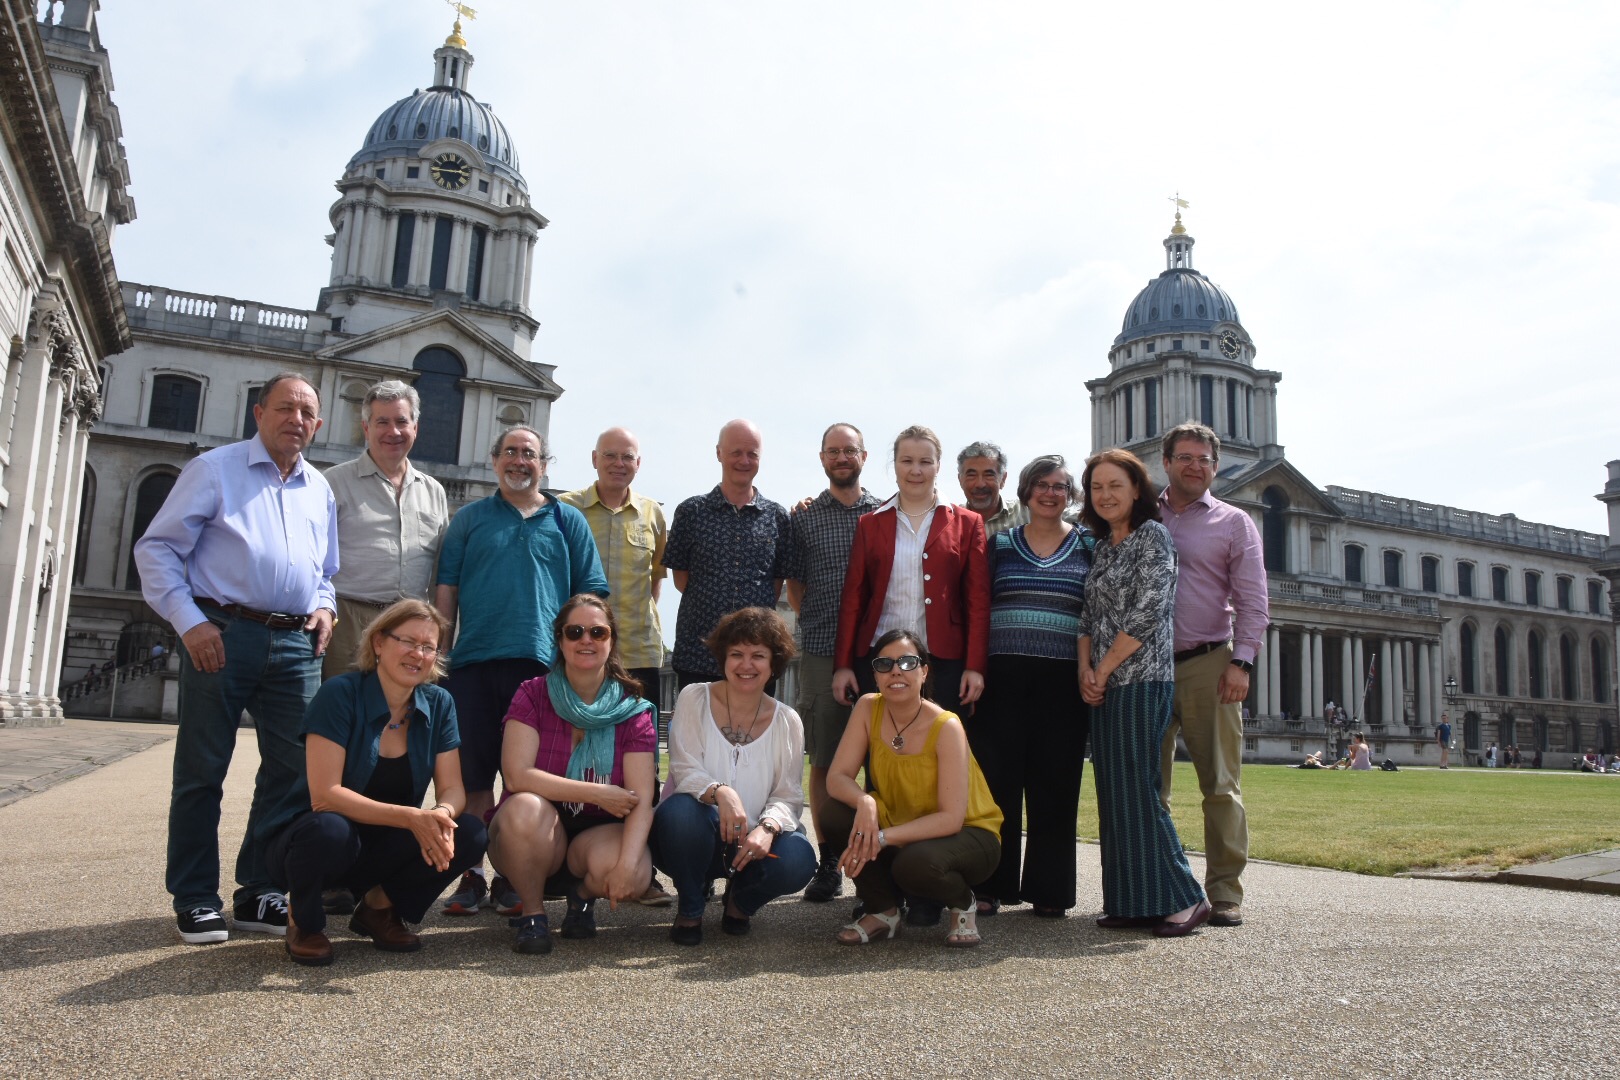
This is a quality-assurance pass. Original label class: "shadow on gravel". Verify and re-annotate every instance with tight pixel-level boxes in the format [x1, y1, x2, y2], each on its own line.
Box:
[0, 916, 180, 974]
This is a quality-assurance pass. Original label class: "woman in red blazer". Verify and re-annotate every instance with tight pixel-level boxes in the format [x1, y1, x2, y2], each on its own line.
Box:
[832, 425, 991, 714]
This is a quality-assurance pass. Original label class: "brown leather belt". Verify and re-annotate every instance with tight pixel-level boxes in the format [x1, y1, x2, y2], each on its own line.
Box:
[1174, 640, 1230, 664]
[197, 598, 309, 631]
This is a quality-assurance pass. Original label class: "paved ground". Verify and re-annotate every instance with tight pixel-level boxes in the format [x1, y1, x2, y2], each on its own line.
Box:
[0, 719, 174, 808]
[0, 726, 1616, 1078]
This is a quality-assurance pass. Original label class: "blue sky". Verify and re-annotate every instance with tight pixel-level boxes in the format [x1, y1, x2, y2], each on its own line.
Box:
[99, 1, 1620, 538]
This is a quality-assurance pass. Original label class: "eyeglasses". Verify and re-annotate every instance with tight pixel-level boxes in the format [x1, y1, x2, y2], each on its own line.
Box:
[563, 624, 612, 642]
[1032, 480, 1072, 496]
[871, 654, 923, 673]
[821, 447, 864, 458]
[597, 452, 638, 464]
[1170, 453, 1216, 468]
[499, 446, 541, 461]
[384, 632, 440, 658]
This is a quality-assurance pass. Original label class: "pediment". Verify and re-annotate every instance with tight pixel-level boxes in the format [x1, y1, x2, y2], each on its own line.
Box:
[1214, 457, 1344, 518]
[316, 309, 561, 397]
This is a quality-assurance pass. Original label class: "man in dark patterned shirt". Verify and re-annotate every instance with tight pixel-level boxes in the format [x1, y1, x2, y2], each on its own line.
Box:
[787, 422, 881, 901]
[664, 419, 797, 687]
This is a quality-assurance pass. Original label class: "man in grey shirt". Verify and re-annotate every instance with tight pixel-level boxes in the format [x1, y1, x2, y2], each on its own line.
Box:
[322, 380, 448, 681]
[957, 440, 1027, 536]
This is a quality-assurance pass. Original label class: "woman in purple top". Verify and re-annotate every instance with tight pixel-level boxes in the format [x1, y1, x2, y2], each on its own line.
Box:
[487, 595, 658, 955]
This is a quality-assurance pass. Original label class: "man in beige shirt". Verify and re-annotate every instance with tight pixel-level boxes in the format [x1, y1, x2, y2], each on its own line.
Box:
[322, 380, 449, 681]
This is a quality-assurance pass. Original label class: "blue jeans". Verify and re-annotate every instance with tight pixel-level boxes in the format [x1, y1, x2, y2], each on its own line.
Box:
[648, 793, 817, 920]
[167, 613, 319, 913]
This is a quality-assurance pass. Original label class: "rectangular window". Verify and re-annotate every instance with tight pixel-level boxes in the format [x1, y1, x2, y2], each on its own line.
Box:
[390, 213, 415, 288]
[1524, 571, 1541, 607]
[1172, 338, 1183, 350]
[428, 217, 454, 290]
[373, 168, 385, 179]
[1591, 581, 1606, 614]
[1458, 562, 1475, 597]
[1383, 550, 1402, 588]
[1491, 566, 1509, 602]
[1556, 576, 1572, 611]
[1244, 738, 1258, 752]
[1199, 375, 1214, 427]
[1345, 545, 1363, 584]
[1201, 338, 1211, 350]
[1144, 378, 1158, 438]
[465, 225, 488, 301]
[241, 386, 261, 439]
[1289, 739, 1303, 753]
[1421, 556, 1438, 593]
[1146, 341, 1156, 353]
[478, 179, 490, 193]
[406, 166, 420, 179]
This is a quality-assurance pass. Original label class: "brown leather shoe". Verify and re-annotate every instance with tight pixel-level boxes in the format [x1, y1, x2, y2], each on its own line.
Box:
[285, 910, 334, 966]
[1209, 901, 1244, 927]
[348, 898, 421, 952]
[1152, 899, 1211, 938]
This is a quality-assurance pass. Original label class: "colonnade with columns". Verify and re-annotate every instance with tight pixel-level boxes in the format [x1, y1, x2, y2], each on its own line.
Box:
[1251, 624, 1445, 729]
[329, 197, 538, 308]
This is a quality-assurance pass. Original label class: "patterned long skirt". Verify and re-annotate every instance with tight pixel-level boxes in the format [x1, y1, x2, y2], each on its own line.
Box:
[1092, 680, 1205, 918]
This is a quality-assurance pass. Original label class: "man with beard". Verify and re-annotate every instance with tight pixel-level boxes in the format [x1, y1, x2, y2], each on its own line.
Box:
[434, 425, 608, 915]
[786, 423, 881, 902]
[957, 440, 1026, 536]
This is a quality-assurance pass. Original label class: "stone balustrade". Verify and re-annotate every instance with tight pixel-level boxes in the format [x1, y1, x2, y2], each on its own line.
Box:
[1327, 485, 1608, 558]
[124, 282, 332, 349]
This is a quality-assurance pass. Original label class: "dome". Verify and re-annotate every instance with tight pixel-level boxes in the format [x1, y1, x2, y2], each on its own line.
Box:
[347, 86, 525, 190]
[1112, 267, 1242, 347]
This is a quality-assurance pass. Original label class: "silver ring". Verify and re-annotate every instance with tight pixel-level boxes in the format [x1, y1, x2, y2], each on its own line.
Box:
[733, 824, 742, 831]
[855, 831, 864, 837]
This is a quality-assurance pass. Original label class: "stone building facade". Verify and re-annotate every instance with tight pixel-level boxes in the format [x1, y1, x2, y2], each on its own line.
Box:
[63, 21, 562, 703]
[0, 0, 133, 724]
[1088, 215, 1617, 764]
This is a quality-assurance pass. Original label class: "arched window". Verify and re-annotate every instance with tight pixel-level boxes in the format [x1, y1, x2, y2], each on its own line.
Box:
[411, 347, 465, 464]
[72, 467, 95, 586]
[1493, 626, 1511, 696]
[1497, 714, 1515, 749]
[125, 472, 179, 591]
[1527, 631, 1545, 699]
[1559, 635, 1577, 700]
[1344, 544, 1364, 584]
[117, 620, 169, 666]
[1594, 638, 1612, 704]
[1261, 488, 1288, 574]
[148, 374, 202, 432]
[1459, 622, 1477, 694]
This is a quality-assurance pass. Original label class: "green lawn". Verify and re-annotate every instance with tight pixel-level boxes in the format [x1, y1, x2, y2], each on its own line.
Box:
[1075, 763, 1620, 876]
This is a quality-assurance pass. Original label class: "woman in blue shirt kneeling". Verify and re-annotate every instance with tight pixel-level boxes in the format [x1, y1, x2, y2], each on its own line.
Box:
[268, 599, 487, 966]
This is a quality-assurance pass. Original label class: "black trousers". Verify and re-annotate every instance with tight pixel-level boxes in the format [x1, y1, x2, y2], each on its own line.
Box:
[268, 810, 488, 935]
[967, 654, 1089, 909]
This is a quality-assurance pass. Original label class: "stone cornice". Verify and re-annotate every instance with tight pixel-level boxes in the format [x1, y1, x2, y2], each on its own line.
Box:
[0, 1, 129, 355]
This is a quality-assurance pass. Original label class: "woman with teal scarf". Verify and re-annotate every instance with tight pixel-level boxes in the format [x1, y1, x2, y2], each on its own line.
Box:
[650, 607, 816, 946]
[488, 595, 657, 955]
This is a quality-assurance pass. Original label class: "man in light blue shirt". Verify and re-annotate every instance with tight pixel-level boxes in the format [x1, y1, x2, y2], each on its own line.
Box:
[136, 372, 339, 946]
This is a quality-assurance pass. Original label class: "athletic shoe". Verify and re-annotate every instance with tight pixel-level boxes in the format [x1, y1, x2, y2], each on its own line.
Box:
[442, 870, 487, 915]
[802, 853, 843, 903]
[490, 875, 522, 917]
[177, 907, 228, 944]
[637, 879, 673, 907]
[233, 892, 289, 936]
[513, 913, 552, 955]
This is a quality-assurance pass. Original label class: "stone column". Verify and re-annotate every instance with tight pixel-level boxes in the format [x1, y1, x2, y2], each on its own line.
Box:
[411, 212, 435, 287]
[1311, 631, 1325, 718]
[520, 232, 536, 305]
[1431, 641, 1444, 730]
[1267, 626, 1281, 718]
[446, 218, 469, 294]
[1255, 645, 1270, 717]
[1340, 636, 1354, 713]
[379, 210, 399, 288]
[1415, 640, 1431, 727]
[1392, 640, 1406, 725]
[1379, 640, 1393, 725]
[1352, 636, 1366, 721]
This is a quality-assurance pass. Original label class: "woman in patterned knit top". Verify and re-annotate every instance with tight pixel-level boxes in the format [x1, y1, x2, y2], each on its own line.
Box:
[972, 454, 1093, 919]
[1078, 449, 1210, 938]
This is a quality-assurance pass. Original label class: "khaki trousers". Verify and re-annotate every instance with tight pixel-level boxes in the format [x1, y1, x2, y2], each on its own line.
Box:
[1161, 644, 1248, 905]
[320, 597, 393, 682]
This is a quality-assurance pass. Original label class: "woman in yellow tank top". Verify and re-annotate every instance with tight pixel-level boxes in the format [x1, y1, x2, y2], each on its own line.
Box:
[823, 629, 1003, 947]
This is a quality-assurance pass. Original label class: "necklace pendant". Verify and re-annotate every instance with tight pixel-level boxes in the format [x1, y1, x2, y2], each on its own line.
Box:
[891, 735, 904, 750]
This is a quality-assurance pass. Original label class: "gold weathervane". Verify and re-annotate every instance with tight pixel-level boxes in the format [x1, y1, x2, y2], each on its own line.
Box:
[1168, 193, 1189, 235]
[443, 1, 477, 48]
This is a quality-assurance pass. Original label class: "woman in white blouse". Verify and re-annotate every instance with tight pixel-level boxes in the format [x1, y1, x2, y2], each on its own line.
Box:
[649, 607, 817, 946]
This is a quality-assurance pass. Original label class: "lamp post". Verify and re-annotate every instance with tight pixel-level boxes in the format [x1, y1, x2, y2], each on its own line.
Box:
[1444, 675, 1458, 704]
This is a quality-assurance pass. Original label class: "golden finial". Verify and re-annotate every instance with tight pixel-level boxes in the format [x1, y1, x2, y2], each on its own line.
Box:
[443, 1, 477, 47]
[1168, 193, 1189, 234]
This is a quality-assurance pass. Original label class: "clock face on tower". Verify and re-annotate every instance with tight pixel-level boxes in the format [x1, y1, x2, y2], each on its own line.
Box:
[429, 153, 471, 190]
[1219, 330, 1241, 359]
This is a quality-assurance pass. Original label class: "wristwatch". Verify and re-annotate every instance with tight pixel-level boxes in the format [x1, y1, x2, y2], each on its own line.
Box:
[877, 829, 887, 848]
[1229, 658, 1254, 673]
[759, 817, 781, 837]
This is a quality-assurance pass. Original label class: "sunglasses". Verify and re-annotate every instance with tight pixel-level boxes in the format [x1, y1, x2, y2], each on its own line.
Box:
[870, 654, 923, 673]
[562, 624, 612, 642]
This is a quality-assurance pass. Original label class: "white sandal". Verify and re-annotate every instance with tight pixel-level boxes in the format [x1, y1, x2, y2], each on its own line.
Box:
[945, 906, 981, 948]
[837, 908, 903, 945]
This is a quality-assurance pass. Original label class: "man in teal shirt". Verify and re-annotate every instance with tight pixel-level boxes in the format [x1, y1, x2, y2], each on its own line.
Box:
[434, 425, 607, 913]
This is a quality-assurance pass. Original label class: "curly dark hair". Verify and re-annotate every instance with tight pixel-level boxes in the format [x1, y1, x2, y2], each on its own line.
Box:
[705, 606, 798, 678]
[1079, 448, 1161, 537]
[552, 594, 645, 699]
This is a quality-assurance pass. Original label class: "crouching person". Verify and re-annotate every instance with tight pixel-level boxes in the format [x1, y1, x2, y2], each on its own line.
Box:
[268, 600, 487, 966]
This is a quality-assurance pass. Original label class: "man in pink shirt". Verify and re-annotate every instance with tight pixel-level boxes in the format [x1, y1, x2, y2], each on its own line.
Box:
[1156, 422, 1269, 927]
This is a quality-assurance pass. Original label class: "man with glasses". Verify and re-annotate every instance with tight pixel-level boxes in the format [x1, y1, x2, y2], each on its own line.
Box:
[786, 423, 880, 902]
[1157, 422, 1268, 928]
[957, 440, 1026, 536]
[560, 426, 672, 906]
[434, 425, 608, 915]
[322, 381, 448, 682]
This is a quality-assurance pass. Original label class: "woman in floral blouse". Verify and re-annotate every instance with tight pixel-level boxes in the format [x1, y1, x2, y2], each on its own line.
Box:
[1078, 449, 1210, 938]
